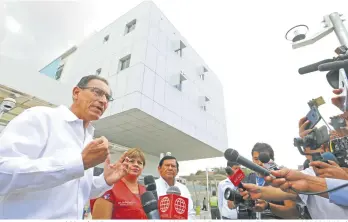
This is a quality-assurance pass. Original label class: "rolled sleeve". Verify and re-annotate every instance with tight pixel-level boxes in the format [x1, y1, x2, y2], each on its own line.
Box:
[89, 173, 113, 199]
[326, 178, 348, 207]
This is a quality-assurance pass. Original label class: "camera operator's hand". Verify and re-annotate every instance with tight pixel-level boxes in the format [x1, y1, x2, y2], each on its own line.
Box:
[254, 200, 268, 212]
[299, 117, 313, 138]
[265, 168, 309, 194]
[239, 184, 262, 200]
[331, 88, 344, 111]
[311, 160, 348, 180]
[82, 136, 109, 170]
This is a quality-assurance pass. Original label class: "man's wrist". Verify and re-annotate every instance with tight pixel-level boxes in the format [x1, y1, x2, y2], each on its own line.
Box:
[104, 173, 113, 186]
[306, 176, 327, 194]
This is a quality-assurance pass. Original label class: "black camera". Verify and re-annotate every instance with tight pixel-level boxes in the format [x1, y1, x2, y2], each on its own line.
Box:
[330, 115, 346, 130]
[224, 187, 255, 209]
[330, 136, 348, 167]
[294, 125, 330, 150]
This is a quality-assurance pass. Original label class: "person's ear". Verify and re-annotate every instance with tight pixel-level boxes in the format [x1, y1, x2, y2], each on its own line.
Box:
[72, 86, 80, 101]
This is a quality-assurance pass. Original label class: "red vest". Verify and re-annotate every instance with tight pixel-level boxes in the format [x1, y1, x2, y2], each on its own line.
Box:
[90, 180, 147, 219]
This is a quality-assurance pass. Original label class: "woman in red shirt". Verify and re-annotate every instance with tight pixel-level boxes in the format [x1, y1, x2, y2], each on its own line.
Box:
[90, 148, 148, 219]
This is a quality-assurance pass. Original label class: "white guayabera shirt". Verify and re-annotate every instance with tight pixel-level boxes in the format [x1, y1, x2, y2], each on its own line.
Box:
[0, 105, 112, 219]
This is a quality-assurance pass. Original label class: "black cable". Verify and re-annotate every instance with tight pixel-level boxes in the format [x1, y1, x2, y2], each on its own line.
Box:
[290, 181, 348, 195]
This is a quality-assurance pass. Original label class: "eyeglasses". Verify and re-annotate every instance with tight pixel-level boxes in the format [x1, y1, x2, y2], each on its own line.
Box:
[80, 87, 114, 102]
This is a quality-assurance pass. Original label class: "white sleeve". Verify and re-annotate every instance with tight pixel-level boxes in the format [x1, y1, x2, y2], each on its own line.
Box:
[185, 186, 196, 220]
[217, 182, 223, 212]
[89, 174, 113, 199]
[0, 109, 85, 195]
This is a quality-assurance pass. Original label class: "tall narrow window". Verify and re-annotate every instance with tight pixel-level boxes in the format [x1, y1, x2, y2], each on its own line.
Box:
[125, 19, 137, 35]
[55, 64, 64, 80]
[174, 40, 186, 57]
[200, 66, 208, 80]
[171, 71, 187, 92]
[199, 96, 210, 111]
[118, 54, 131, 72]
[96, 68, 102, 75]
[103, 35, 109, 43]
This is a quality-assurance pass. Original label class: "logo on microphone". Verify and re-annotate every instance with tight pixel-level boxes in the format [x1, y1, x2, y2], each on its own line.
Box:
[174, 198, 186, 214]
[159, 196, 170, 212]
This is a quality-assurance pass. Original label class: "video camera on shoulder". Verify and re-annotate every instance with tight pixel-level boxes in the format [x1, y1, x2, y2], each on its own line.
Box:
[330, 136, 348, 167]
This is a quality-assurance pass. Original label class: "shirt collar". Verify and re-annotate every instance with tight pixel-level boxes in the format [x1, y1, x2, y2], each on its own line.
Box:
[57, 105, 95, 133]
[159, 176, 177, 188]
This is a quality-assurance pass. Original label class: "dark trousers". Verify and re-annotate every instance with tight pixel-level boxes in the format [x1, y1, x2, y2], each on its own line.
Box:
[202, 205, 207, 211]
[237, 209, 256, 219]
[210, 207, 221, 219]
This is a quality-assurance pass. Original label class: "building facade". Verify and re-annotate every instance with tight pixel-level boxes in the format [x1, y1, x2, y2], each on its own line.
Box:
[2, 1, 228, 176]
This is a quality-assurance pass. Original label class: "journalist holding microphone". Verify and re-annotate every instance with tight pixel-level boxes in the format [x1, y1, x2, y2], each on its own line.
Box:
[0, 75, 129, 219]
[237, 118, 348, 219]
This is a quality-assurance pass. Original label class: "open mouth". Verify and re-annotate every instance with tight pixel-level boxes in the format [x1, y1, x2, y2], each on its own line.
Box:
[92, 105, 103, 113]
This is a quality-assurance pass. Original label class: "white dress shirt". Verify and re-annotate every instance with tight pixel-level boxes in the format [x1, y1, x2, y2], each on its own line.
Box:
[218, 179, 238, 219]
[299, 167, 348, 219]
[0, 105, 112, 219]
[155, 177, 196, 219]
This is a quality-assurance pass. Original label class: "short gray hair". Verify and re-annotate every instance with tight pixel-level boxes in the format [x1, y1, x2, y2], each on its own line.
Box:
[77, 75, 109, 88]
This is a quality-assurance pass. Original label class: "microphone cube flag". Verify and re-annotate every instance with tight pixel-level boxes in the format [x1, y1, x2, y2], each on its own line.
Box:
[228, 168, 245, 187]
[158, 194, 189, 219]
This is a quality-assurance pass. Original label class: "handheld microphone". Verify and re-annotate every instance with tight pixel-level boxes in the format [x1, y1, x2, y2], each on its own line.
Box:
[225, 166, 233, 176]
[224, 149, 271, 177]
[158, 186, 188, 219]
[321, 152, 339, 164]
[166, 186, 181, 195]
[144, 175, 158, 200]
[303, 159, 310, 169]
[298, 59, 334, 74]
[318, 59, 348, 72]
[141, 191, 160, 219]
[258, 152, 280, 171]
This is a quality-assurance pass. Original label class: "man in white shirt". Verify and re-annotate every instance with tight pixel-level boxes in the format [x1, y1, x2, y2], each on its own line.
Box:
[217, 161, 239, 219]
[0, 75, 129, 219]
[155, 156, 196, 219]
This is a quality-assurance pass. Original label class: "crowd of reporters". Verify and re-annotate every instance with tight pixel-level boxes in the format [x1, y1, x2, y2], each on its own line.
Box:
[219, 87, 348, 219]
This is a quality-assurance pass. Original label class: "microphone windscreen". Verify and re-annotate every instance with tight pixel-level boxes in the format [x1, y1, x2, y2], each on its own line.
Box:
[225, 166, 233, 175]
[141, 191, 157, 212]
[144, 175, 156, 185]
[166, 186, 181, 195]
[258, 152, 271, 164]
[224, 149, 239, 162]
[321, 152, 339, 164]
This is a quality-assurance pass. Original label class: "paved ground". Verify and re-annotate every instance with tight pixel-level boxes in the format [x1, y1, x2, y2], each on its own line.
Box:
[84, 211, 213, 220]
[198, 210, 212, 219]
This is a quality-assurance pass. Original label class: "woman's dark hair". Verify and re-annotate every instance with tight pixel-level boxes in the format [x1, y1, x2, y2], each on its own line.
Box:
[252, 142, 275, 161]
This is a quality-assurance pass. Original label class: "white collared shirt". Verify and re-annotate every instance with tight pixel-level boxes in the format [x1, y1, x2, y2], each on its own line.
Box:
[218, 179, 238, 219]
[155, 177, 196, 219]
[299, 167, 348, 219]
[0, 105, 112, 219]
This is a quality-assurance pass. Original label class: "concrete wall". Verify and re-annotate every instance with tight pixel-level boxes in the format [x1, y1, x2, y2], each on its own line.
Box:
[39, 1, 228, 152]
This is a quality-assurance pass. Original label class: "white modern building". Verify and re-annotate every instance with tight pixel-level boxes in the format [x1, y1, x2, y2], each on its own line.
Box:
[1, 1, 227, 176]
